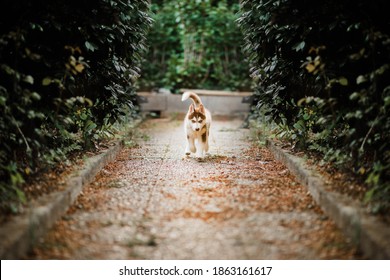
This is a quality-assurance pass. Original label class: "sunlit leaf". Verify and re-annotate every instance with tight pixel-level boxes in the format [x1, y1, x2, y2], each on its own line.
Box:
[305, 63, 315, 73]
[75, 63, 85, 73]
[349, 92, 360, 100]
[339, 77, 348, 86]
[293, 41, 305, 52]
[297, 98, 306, 106]
[23, 75, 34, 84]
[25, 167, 31, 175]
[42, 77, 52, 86]
[85, 41, 97, 52]
[356, 75, 366, 84]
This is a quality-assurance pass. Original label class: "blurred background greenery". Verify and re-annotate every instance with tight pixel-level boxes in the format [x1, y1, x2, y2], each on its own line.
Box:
[138, 0, 251, 92]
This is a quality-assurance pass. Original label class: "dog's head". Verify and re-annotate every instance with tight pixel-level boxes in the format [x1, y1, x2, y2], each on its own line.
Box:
[187, 104, 206, 132]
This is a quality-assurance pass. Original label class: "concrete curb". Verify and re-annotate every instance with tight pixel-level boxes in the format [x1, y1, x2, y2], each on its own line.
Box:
[137, 92, 251, 116]
[266, 139, 390, 259]
[0, 122, 139, 259]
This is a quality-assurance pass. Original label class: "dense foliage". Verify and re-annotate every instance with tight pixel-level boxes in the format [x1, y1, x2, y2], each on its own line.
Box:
[0, 0, 152, 214]
[139, 0, 251, 92]
[238, 0, 390, 212]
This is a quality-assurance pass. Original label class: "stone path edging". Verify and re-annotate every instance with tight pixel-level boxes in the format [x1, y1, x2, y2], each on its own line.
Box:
[266, 139, 390, 259]
[0, 121, 140, 259]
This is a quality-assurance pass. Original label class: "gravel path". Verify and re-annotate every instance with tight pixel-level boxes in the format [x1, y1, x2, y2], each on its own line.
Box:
[30, 117, 358, 259]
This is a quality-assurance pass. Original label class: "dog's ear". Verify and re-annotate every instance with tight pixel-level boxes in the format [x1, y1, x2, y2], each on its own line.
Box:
[199, 104, 205, 114]
[188, 103, 195, 114]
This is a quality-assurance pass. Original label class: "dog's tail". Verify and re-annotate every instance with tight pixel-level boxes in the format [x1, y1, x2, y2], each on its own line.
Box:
[181, 91, 202, 107]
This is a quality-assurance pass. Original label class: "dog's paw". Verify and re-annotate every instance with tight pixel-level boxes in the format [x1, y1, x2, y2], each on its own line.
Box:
[195, 152, 206, 160]
[195, 156, 206, 162]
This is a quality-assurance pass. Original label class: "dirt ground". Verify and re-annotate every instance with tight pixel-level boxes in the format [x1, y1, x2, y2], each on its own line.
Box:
[29, 116, 360, 259]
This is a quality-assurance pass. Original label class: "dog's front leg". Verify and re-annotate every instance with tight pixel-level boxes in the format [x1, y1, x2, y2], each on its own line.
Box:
[185, 135, 196, 155]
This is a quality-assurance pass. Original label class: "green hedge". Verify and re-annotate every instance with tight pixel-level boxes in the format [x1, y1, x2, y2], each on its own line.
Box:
[139, 0, 251, 92]
[238, 0, 390, 212]
[0, 0, 152, 214]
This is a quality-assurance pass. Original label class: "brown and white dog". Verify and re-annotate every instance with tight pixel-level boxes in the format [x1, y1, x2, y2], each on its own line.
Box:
[182, 91, 211, 158]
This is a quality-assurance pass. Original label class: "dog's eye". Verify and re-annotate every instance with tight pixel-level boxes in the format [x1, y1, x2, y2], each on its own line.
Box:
[198, 120, 202, 123]
[192, 120, 196, 123]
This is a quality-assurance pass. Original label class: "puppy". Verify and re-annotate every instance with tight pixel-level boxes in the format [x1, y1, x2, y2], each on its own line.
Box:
[182, 91, 211, 158]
